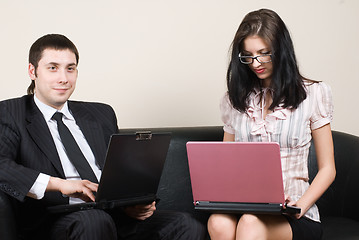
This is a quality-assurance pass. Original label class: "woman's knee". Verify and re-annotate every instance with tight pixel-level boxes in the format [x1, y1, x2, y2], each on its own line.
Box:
[236, 214, 265, 239]
[208, 213, 237, 239]
[238, 214, 261, 226]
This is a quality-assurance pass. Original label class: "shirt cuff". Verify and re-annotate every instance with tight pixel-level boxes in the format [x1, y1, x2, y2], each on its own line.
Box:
[27, 173, 51, 200]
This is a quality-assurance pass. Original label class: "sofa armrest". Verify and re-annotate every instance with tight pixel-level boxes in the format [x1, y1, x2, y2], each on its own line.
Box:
[0, 190, 17, 240]
[308, 131, 359, 222]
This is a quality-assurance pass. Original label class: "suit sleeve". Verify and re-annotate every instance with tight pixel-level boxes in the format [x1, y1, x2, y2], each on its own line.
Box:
[0, 102, 40, 202]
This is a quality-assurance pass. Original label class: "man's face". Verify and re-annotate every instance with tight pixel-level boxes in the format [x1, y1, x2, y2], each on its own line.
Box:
[28, 48, 78, 110]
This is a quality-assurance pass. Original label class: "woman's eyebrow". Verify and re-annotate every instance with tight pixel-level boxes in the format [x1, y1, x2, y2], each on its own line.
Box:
[242, 48, 270, 55]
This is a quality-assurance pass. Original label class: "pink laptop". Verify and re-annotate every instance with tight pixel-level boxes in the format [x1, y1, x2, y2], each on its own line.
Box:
[186, 141, 300, 214]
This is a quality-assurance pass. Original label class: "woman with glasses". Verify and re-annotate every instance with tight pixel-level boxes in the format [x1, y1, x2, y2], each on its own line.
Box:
[208, 9, 335, 240]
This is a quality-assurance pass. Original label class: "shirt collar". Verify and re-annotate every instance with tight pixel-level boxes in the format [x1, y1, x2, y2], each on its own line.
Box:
[34, 94, 74, 122]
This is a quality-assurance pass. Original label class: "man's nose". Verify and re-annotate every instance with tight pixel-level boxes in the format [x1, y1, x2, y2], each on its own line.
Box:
[58, 69, 69, 83]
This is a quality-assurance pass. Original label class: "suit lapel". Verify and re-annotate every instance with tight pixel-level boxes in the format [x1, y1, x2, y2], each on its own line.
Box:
[69, 102, 107, 169]
[25, 97, 66, 178]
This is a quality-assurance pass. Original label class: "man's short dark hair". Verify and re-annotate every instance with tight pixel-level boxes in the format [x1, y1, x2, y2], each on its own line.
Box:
[27, 34, 79, 95]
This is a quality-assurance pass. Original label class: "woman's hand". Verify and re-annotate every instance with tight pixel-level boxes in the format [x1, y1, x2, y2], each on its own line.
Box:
[285, 195, 304, 219]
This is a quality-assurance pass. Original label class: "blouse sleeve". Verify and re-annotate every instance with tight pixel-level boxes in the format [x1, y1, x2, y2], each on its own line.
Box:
[310, 82, 334, 130]
[220, 93, 236, 135]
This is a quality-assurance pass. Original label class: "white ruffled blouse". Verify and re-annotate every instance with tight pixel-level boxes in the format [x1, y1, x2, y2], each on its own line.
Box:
[220, 81, 333, 222]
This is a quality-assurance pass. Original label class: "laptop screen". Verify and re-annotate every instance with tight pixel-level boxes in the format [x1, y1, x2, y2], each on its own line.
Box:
[186, 142, 285, 204]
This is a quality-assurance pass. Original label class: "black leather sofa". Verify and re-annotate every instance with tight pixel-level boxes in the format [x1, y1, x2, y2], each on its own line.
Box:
[1, 126, 359, 239]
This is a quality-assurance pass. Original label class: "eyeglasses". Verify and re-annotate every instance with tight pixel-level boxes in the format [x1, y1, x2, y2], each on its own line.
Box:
[239, 53, 272, 64]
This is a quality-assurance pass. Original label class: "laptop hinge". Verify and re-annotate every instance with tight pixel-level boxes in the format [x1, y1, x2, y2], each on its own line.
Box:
[136, 131, 152, 141]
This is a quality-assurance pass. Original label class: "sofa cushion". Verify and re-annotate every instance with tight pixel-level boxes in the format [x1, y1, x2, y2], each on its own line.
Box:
[321, 217, 359, 240]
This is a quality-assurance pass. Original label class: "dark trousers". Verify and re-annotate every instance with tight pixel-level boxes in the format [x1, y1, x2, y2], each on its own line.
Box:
[49, 209, 206, 240]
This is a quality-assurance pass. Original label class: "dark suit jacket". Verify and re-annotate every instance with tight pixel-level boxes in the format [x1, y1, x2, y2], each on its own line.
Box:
[0, 95, 119, 234]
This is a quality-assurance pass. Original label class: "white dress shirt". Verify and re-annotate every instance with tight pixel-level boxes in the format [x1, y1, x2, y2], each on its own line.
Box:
[27, 95, 102, 204]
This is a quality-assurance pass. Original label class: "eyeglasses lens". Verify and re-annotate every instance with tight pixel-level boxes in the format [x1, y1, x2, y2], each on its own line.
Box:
[240, 55, 272, 64]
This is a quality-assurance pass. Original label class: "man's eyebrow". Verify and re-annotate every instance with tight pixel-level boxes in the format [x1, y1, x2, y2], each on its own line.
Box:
[45, 62, 77, 66]
[46, 62, 60, 66]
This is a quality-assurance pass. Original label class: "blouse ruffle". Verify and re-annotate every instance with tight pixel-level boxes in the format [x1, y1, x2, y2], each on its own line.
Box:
[246, 88, 291, 138]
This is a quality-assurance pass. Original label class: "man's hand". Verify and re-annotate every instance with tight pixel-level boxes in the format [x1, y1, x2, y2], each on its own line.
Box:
[47, 177, 98, 202]
[123, 201, 156, 221]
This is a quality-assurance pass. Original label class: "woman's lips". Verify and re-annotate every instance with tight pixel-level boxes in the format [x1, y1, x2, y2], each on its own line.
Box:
[254, 68, 265, 74]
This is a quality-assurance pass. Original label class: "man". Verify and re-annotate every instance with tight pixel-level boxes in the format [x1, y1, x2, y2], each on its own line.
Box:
[0, 34, 205, 239]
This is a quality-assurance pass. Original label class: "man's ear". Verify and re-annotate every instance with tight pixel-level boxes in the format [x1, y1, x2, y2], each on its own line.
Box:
[28, 63, 36, 80]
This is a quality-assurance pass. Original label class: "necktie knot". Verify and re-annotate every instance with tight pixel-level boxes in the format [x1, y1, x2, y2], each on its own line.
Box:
[52, 112, 63, 122]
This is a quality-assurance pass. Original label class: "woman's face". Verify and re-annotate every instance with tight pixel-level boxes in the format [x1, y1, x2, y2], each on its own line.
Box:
[242, 35, 273, 87]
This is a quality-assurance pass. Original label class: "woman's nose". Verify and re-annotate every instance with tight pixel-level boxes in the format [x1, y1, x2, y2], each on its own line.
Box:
[251, 59, 261, 68]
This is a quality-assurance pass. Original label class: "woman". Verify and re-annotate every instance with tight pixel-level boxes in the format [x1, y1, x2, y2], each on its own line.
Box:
[208, 9, 336, 240]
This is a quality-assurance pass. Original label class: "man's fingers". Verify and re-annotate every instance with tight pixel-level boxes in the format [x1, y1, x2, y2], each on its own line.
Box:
[82, 188, 96, 202]
[82, 180, 99, 191]
[59, 179, 98, 202]
[79, 180, 98, 202]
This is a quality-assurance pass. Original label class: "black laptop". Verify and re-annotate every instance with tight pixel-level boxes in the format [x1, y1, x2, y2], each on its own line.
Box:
[47, 131, 171, 213]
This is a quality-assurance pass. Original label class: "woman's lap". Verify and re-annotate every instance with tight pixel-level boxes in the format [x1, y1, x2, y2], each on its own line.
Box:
[283, 215, 322, 240]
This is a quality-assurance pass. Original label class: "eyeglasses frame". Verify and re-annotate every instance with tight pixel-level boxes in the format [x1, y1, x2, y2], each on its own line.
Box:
[238, 53, 272, 64]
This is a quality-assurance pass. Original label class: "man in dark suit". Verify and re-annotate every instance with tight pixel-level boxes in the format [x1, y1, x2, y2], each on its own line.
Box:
[0, 34, 205, 239]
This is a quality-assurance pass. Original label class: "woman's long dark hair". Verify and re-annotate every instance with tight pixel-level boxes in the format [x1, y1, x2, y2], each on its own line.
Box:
[227, 9, 307, 112]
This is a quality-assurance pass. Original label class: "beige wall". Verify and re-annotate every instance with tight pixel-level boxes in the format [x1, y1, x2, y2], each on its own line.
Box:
[1, 0, 358, 136]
